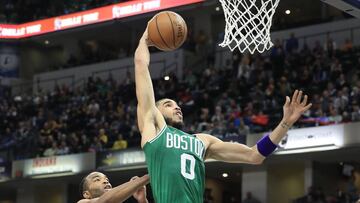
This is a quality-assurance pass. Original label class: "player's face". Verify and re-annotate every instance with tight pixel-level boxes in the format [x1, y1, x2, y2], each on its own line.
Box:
[158, 99, 184, 127]
[86, 172, 112, 198]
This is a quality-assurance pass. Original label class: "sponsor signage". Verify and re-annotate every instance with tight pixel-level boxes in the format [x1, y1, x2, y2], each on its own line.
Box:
[0, 0, 203, 39]
[278, 124, 344, 150]
[12, 153, 95, 178]
[0, 162, 11, 181]
[97, 149, 146, 169]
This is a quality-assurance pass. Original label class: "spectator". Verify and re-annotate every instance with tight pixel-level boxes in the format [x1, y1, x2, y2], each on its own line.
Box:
[43, 141, 58, 157]
[324, 38, 337, 57]
[98, 128, 108, 146]
[351, 104, 360, 121]
[195, 30, 209, 57]
[237, 54, 252, 81]
[270, 38, 285, 70]
[285, 33, 299, 53]
[89, 136, 103, 152]
[341, 38, 353, 52]
[88, 99, 100, 114]
[80, 134, 91, 152]
[243, 192, 261, 203]
[313, 40, 324, 56]
[328, 108, 343, 124]
[237, 118, 250, 136]
[69, 133, 82, 153]
[112, 133, 128, 150]
[57, 141, 70, 155]
[183, 69, 197, 89]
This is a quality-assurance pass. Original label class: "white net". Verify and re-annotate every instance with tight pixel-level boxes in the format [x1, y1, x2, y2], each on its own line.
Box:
[219, 0, 280, 54]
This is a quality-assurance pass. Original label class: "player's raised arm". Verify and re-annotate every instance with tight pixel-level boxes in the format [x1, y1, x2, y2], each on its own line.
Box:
[134, 29, 155, 128]
[199, 90, 312, 164]
[134, 28, 166, 146]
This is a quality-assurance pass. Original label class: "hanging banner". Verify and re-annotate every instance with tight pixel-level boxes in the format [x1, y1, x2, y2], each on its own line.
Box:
[0, 0, 203, 39]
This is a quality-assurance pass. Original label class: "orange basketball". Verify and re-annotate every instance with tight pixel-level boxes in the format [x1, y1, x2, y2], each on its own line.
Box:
[148, 11, 188, 51]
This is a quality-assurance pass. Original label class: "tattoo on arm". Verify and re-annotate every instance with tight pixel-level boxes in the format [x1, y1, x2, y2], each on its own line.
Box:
[281, 122, 291, 129]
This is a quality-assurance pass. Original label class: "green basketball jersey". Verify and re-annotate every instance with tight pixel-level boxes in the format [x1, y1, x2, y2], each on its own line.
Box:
[143, 125, 206, 203]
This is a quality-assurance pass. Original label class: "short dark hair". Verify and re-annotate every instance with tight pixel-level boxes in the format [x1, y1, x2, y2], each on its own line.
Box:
[155, 98, 170, 107]
[79, 175, 89, 197]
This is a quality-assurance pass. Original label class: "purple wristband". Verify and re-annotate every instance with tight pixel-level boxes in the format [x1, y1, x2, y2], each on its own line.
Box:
[256, 134, 277, 157]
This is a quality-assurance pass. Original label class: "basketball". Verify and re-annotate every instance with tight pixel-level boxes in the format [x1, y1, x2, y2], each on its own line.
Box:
[147, 11, 188, 51]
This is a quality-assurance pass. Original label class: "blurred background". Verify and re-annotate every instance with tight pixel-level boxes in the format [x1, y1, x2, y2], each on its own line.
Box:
[0, 0, 360, 202]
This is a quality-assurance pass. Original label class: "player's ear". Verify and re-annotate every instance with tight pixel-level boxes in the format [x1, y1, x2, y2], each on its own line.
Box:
[83, 191, 91, 199]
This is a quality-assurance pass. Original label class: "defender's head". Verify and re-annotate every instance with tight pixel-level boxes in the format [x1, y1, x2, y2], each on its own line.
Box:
[80, 172, 112, 199]
[156, 98, 184, 129]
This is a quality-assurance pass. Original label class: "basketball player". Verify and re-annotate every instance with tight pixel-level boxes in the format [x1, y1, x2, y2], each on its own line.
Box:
[134, 28, 312, 203]
[77, 171, 149, 203]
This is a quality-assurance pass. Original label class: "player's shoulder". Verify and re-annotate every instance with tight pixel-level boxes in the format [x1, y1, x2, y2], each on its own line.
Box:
[196, 133, 222, 144]
[195, 133, 216, 139]
[195, 133, 216, 148]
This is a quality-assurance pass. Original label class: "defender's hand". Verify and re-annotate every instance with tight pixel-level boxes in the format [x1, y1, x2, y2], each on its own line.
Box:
[131, 176, 148, 203]
[282, 90, 312, 126]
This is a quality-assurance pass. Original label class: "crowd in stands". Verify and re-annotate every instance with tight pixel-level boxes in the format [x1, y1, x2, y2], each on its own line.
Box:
[294, 184, 360, 203]
[0, 30, 360, 162]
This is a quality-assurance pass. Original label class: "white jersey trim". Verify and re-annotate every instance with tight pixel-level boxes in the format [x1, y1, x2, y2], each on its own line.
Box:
[194, 135, 207, 160]
[149, 124, 167, 144]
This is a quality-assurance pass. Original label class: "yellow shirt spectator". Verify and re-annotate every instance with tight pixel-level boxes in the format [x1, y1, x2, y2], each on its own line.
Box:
[112, 134, 128, 150]
[98, 128, 108, 145]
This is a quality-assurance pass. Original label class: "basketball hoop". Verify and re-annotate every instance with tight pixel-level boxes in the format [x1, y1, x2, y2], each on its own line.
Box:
[219, 0, 280, 54]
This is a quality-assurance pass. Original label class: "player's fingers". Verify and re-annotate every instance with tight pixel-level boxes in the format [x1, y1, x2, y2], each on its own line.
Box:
[142, 174, 150, 184]
[284, 96, 290, 107]
[303, 103, 312, 112]
[131, 176, 139, 181]
[291, 90, 298, 104]
[296, 90, 303, 103]
[301, 95, 308, 106]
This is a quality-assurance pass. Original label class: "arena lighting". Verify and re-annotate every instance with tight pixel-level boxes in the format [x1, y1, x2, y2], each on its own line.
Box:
[285, 9, 291, 14]
[222, 173, 229, 178]
[29, 170, 74, 179]
[274, 145, 340, 155]
[164, 75, 170, 81]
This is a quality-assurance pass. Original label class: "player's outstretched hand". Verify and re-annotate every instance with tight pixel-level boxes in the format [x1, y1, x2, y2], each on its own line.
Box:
[131, 175, 149, 203]
[282, 90, 312, 126]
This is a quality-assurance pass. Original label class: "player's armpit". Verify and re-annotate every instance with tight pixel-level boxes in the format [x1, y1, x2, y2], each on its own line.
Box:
[197, 133, 265, 164]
